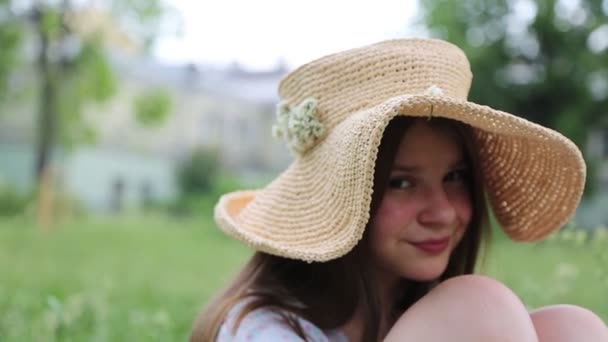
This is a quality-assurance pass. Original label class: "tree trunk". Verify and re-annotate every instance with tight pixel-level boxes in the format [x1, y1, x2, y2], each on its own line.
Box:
[34, 7, 57, 185]
[33, 5, 58, 229]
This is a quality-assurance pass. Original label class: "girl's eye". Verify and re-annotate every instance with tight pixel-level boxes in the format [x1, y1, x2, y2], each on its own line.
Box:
[445, 169, 469, 183]
[388, 178, 413, 189]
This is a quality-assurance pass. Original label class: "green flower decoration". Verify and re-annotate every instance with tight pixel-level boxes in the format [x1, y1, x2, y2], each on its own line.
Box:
[272, 97, 326, 156]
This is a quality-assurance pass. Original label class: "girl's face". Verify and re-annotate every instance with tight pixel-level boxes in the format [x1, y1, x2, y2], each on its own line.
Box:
[370, 119, 472, 284]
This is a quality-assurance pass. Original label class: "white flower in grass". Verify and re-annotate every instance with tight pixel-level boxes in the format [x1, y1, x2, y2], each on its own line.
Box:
[593, 226, 608, 243]
[272, 97, 326, 155]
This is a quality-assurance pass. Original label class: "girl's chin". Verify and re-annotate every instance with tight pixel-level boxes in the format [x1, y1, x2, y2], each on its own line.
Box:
[407, 272, 443, 282]
[402, 265, 448, 281]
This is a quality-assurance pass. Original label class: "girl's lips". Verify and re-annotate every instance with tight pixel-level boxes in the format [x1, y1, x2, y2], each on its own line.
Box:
[408, 237, 450, 255]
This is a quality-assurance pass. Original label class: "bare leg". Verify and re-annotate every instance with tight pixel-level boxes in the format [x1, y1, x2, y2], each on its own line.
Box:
[530, 304, 608, 341]
[384, 275, 538, 342]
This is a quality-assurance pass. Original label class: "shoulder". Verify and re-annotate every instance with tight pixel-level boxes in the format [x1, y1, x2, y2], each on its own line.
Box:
[215, 300, 333, 342]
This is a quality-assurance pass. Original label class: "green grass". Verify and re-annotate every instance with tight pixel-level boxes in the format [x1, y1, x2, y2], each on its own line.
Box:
[0, 216, 252, 341]
[0, 216, 606, 341]
[483, 230, 608, 315]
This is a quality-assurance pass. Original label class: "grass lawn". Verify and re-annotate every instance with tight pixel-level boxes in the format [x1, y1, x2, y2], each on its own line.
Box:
[0, 215, 606, 341]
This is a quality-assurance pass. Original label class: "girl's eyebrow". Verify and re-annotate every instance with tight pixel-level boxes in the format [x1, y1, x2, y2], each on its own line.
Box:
[392, 165, 420, 173]
[392, 160, 467, 173]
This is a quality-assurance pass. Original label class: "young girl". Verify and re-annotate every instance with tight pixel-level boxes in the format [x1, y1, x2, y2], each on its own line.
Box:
[191, 39, 608, 341]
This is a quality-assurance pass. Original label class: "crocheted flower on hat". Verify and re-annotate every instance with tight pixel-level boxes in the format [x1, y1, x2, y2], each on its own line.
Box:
[272, 97, 326, 156]
[424, 85, 444, 96]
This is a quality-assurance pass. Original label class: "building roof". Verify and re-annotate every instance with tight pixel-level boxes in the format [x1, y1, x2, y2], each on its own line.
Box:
[109, 53, 285, 104]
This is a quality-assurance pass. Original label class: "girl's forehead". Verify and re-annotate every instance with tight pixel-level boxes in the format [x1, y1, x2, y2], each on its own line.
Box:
[393, 120, 466, 166]
[401, 119, 463, 148]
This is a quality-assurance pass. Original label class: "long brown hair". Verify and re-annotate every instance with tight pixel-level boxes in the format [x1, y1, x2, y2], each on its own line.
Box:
[190, 116, 490, 342]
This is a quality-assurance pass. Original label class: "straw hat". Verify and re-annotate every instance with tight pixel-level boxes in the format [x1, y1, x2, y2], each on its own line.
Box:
[214, 38, 586, 262]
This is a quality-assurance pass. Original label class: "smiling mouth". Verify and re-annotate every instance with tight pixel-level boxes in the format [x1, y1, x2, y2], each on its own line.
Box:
[407, 237, 450, 255]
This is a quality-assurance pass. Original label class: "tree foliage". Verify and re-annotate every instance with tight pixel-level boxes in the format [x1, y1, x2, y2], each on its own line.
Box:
[135, 88, 173, 127]
[0, 0, 23, 102]
[418, 0, 608, 193]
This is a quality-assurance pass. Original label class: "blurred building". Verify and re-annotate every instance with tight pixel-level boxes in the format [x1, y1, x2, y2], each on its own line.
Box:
[0, 7, 292, 214]
[0, 55, 291, 213]
[96, 55, 290, 173]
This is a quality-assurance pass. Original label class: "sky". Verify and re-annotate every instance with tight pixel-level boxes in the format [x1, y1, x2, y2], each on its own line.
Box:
[153, 0, 423, 70]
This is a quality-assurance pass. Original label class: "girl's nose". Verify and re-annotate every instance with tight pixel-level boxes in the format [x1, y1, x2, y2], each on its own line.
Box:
[418, 186, 457, 228]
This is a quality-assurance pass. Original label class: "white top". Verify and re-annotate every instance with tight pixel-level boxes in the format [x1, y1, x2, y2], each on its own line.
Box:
[216, 300, 349, 342]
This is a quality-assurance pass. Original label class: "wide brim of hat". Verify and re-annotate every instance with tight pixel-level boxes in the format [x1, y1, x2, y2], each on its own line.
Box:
[214, 94, 586, 262]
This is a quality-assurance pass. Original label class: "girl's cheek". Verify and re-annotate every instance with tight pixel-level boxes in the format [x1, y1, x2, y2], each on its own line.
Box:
[373, 196, 418, 234]
[451, 191, 473, 225]
[458, 203, 473, 227]
[451, 201, 471, 239]
[454, 223, 468, 243]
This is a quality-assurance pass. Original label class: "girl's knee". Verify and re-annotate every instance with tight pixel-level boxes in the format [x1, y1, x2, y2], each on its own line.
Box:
[431, 275, 527, 310]
[531, 305, 608, 341]
[388, 275, 537, 341]
[435, 274, 507, 292]
[427, 275, 532, 323]
[531, 304, 605, 323]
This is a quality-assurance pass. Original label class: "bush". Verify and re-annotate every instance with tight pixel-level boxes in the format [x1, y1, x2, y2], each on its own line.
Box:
[176, 147, 220, 196]
[0, 184, 30, 217]
[170, 147, 248, 218]
[168, 176, 245, 219]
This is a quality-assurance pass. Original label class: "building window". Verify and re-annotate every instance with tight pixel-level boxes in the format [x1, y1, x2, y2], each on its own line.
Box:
[237, 119, 248, 142]
[201, 114, 221, 145]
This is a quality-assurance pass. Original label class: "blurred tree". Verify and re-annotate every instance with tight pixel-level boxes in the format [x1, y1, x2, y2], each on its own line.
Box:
[0, 0, 177, 185]
[0, 0, 178, 227]
[0, 0, 22, 103]
[135, 88, 173, 127]
[419, 0, 608, 194]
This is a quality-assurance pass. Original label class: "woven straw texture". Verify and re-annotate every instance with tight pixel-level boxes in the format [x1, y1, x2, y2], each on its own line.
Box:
[214, 38, 586, 262]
